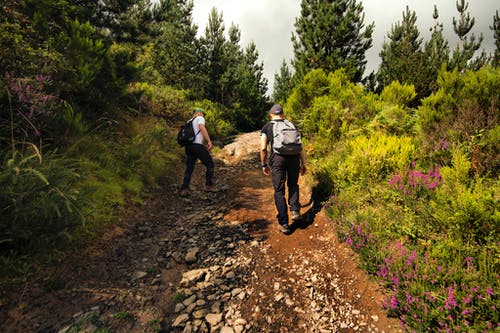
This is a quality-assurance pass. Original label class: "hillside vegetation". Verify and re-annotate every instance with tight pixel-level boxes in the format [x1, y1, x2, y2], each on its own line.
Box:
[1, 1, 498, 332]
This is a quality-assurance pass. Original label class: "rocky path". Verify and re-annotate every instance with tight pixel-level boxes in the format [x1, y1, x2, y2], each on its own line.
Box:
[0, 132, 402, 333]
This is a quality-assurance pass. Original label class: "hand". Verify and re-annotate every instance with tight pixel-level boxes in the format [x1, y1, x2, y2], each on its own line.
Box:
[300, 165, 307, 175]
[207, 141, 213, 151]
[262, 166, 270, 176]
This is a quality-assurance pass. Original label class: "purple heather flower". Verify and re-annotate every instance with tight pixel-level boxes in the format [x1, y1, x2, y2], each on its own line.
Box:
[465, 256, 473, 268]
[462, 294, 473, 304]
[445, 287, 457, 310]
[390, 295, 398, 309]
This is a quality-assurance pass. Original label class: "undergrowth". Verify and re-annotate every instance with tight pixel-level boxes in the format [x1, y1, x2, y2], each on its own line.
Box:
[0, 115, 181, 286]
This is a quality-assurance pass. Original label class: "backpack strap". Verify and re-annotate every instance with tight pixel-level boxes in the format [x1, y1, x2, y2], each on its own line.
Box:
[190, 115, 201, 137]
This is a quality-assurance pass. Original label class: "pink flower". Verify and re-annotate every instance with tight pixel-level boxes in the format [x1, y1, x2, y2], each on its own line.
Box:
[445, 287, 457, 310]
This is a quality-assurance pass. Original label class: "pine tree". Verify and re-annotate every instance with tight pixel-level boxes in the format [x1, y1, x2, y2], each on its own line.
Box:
[377, 6, 427, 102]
[199, 7, 226, 103]
[151, 0, 199, 89]
[292, 0, 374, 83]
[424, 5, 450, 93]
[491, 10, 500, 67]
[273, 60, 294, 104]
[450, 0, 486, 70]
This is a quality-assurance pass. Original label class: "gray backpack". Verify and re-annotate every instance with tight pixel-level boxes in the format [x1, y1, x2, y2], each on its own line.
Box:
[272, 120, 302, 155]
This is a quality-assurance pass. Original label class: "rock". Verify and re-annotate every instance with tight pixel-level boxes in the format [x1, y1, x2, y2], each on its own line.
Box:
[175, 303, 186, 313]
[192, 308, 208, 319]
[205, 313, 223, 326]
[172, 314, 189, 327]
[181, 269, 207, 286]
[183, 294, 197, 306]
[185, 248, 199, 264]
[132, 270, 148, 280]
[220, 327, 235, 333]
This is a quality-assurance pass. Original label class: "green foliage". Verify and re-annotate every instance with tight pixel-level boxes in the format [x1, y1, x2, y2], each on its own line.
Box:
[128, 82, 188, 122]
[492, 10, 500, 67]
[416, 66, 500, 175]
[451, 0, 487, 71]
[0, 149, 84, 252]
[286, 69, 330, 122]
[379, 81, 417, 106]
[292, 0, 374, 83]
[113, 311, 134, 321]
[195, 100, 236, 141]
[272, 59, 294, 104]
[342, 133, 415, 185]
[372, 82, 417, 135]
[377, 7, 430, 102]
[429, 147, 499, 244]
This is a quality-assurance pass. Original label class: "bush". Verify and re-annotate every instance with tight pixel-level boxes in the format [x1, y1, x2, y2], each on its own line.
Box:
[416, 66, 500, 175]
[0, 148, 84, 252]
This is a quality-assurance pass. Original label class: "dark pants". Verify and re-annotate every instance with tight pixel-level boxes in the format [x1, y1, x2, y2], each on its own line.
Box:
[182, 143, 214, 189]
[270, 154, 300, 226]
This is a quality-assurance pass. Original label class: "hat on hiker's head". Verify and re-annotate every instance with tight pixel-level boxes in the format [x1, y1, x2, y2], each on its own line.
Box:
[269, 104, 283, 115]
[193, 107, 205, 115]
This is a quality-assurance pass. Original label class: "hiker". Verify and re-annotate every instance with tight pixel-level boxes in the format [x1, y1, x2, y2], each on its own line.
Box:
[180, 107, 215, 196]
[260, 104, 307, 234]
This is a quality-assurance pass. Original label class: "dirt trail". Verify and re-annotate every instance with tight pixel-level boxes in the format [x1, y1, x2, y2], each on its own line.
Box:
[0, 131, 402, 333]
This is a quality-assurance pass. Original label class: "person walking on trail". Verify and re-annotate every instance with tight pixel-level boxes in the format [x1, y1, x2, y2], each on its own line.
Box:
[180, 107, 216, 196]
[260, 104, 307, 235]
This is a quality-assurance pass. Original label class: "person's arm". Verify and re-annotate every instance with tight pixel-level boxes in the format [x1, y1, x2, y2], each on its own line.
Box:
[198, 123, 213, 150]
[299, 149, 307, 175]
[260, 134, 270, 175]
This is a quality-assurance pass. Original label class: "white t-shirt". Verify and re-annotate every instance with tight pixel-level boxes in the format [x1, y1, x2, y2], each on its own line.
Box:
[192, 116, 205, 145]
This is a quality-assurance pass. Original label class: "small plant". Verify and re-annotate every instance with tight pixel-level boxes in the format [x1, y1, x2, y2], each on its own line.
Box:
[43, 277, 66, 292]
[174, 292, 186, 304]
[113, 311, 134, 321]
[147, 319, 163, 332]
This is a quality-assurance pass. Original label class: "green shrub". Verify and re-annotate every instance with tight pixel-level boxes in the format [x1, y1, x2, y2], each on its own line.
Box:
[429, 148, 499, 245]
[380, 81, 417, 106]
[0, 149, 84, 252]
[416, 66, 500, 171]
[340, 133, 415, 184]
[286, 69, 330, 122]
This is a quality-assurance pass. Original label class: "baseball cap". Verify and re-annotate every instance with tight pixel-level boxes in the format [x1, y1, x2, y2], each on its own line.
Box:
[193, 107, 205, 115]
[269, 104, 283, 115]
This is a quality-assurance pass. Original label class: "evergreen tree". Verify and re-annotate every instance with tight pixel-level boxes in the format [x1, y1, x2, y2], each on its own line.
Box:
[424, 5, 450, 94]
[292, 0, 374, 83]
[199, 7, 226, 103]
[491, 10, 500, 67]
[219, 23, 244, 106]
[273, 60, 294, 104]
[377, 6, 428, 102]
[450, 0, 486, 70]
[234, 41, 269, 130]
[151, 0, 199, 89]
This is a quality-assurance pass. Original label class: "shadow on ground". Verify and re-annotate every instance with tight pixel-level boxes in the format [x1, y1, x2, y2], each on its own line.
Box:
[289, 184, 332, 233]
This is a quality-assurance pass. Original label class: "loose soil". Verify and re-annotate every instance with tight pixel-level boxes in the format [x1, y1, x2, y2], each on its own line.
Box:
[0, 131, 402, 333]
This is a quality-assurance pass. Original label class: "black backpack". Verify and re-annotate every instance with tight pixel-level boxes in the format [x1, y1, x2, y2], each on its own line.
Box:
[177, 116, 200, 146]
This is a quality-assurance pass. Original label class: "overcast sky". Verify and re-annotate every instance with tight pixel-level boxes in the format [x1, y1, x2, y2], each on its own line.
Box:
[191, 0, 498, 95]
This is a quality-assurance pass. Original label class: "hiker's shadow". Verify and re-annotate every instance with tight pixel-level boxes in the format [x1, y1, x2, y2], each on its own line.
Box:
[289, 185, 331, 233]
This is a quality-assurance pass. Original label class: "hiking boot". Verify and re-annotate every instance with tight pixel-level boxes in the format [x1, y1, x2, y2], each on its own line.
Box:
[291, 210, 300, 221]
[180, 188, 189, 197]
[278, 224, 291, 235]
[204, 185, 217, 192]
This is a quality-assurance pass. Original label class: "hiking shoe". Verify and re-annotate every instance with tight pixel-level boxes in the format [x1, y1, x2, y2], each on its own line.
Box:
[204, 185, 217, 192]
[291, 210, 300, 221]
[278, 224, 291, 235]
